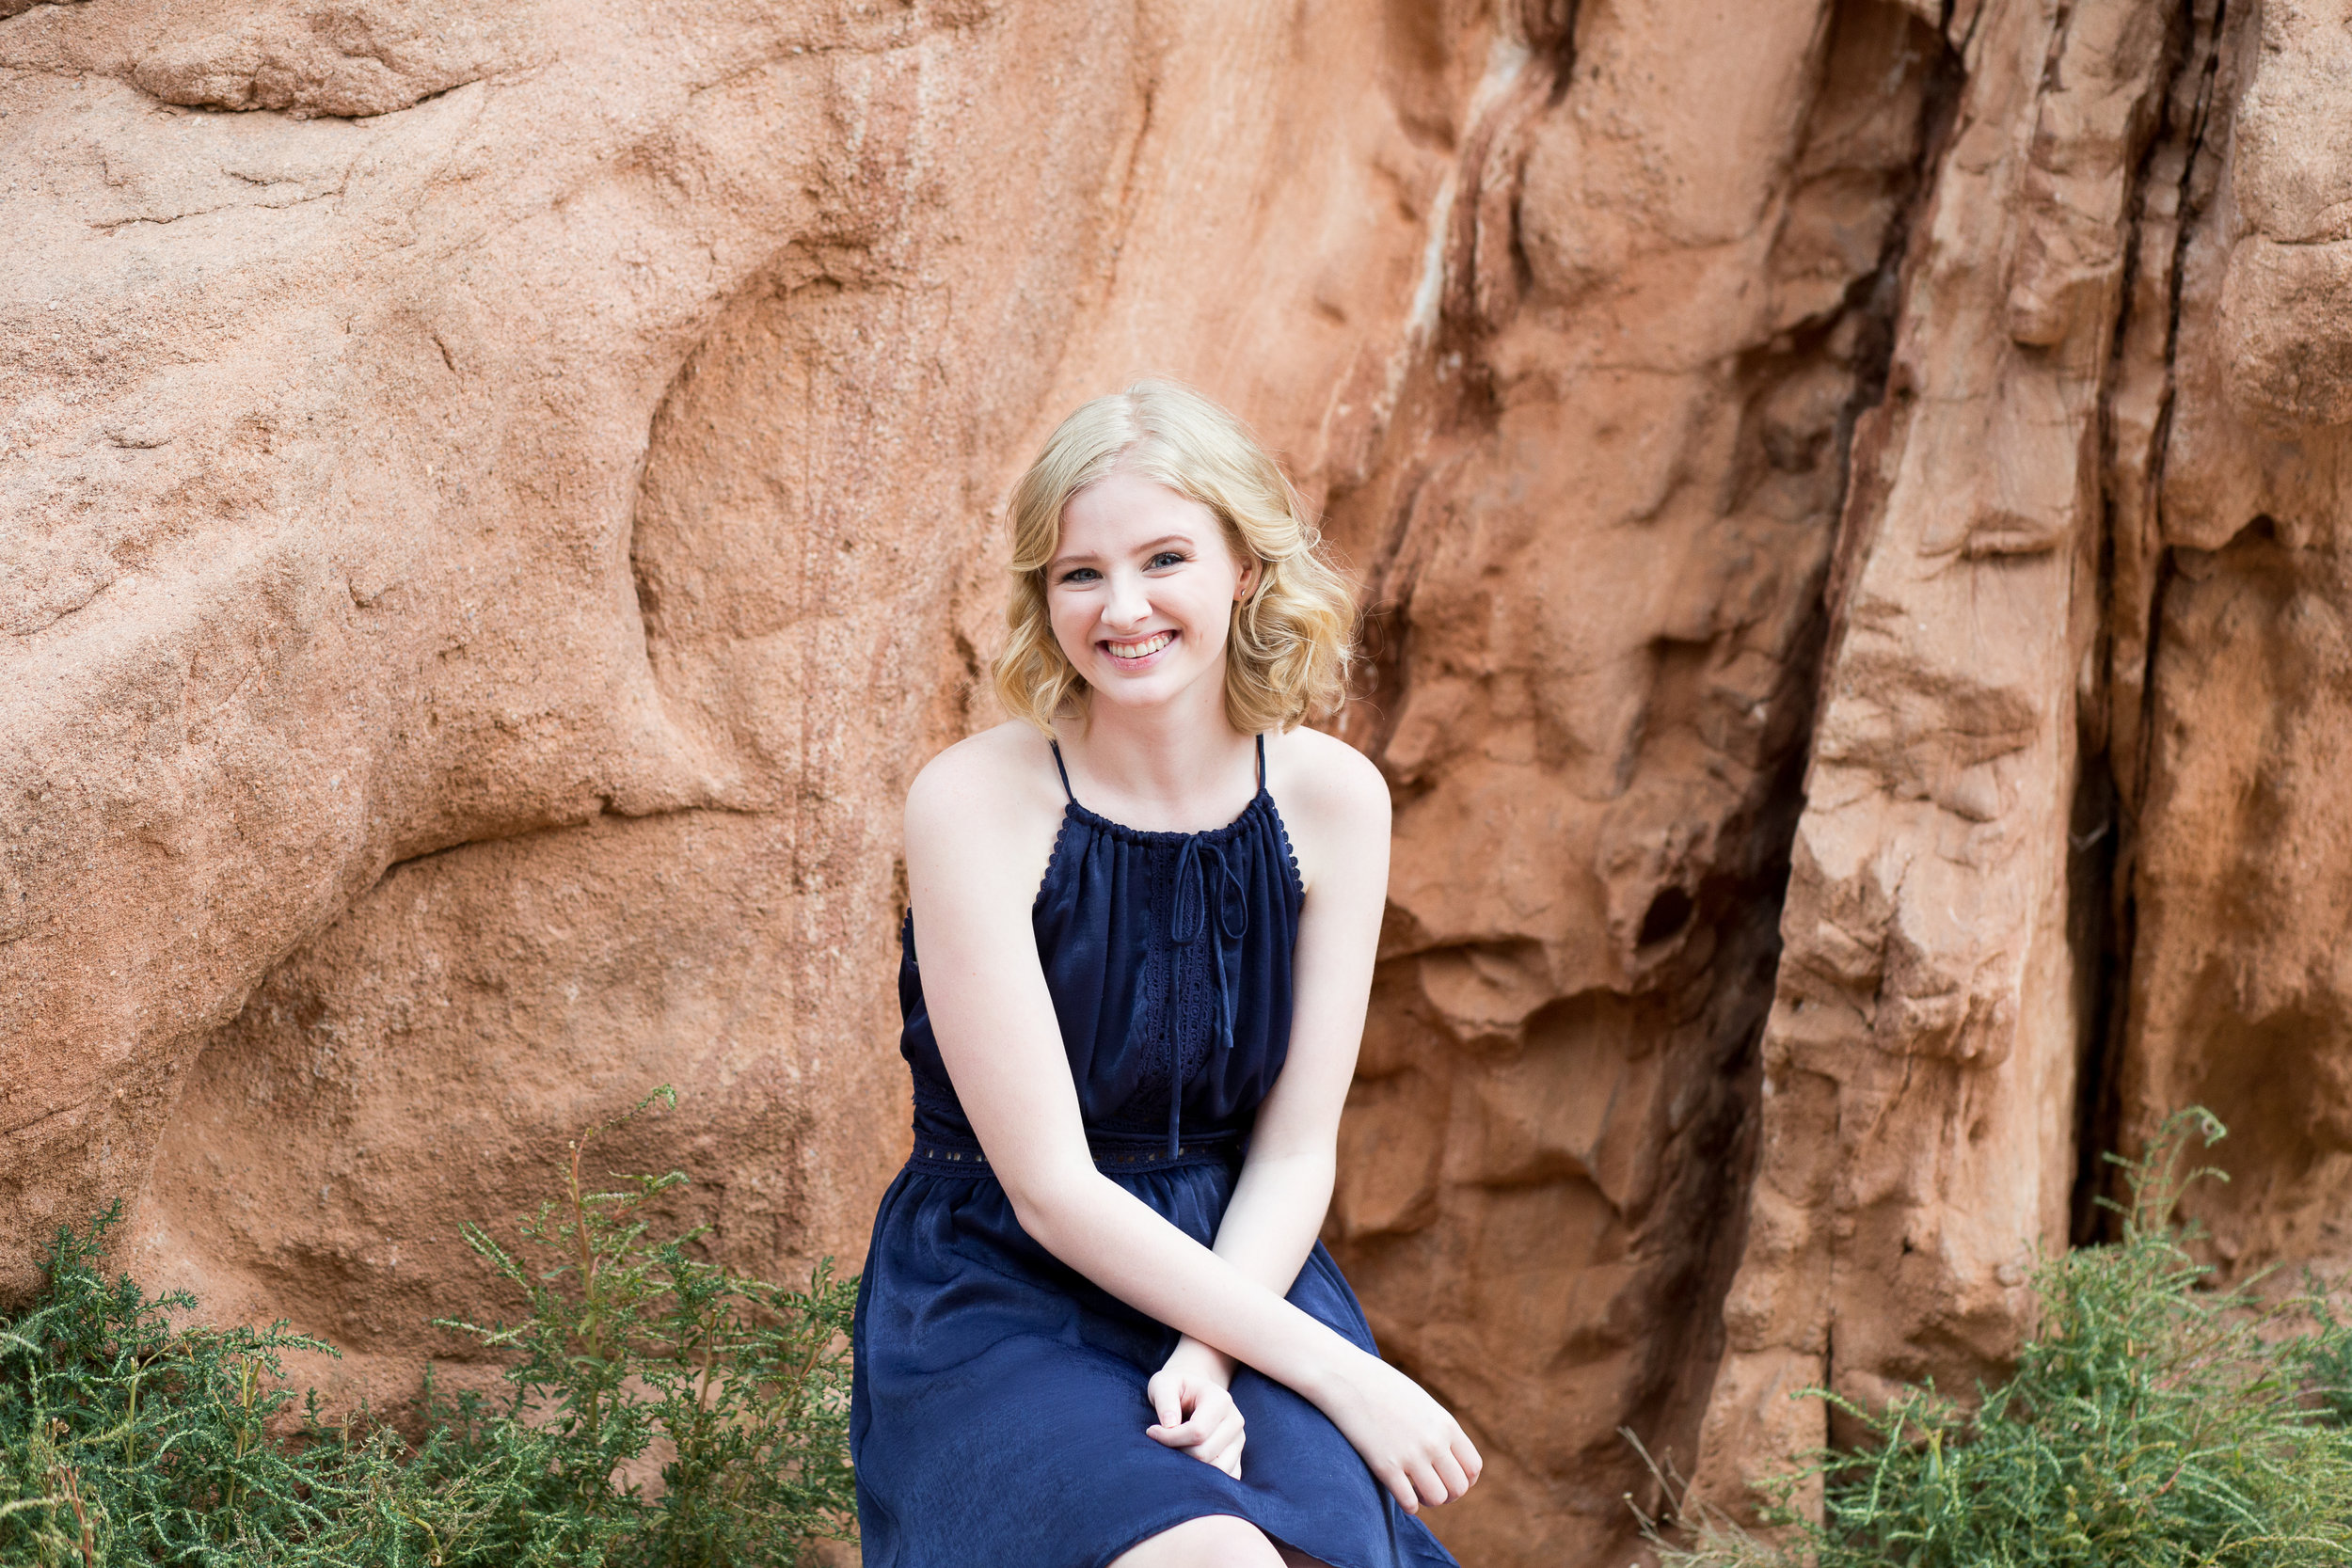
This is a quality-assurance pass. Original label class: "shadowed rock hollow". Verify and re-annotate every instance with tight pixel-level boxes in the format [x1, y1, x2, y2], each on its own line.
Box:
[5, 1, 2348, 1563]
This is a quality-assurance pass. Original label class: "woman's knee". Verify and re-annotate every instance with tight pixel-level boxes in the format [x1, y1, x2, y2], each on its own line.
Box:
[1107, 1513, 1287, 1568]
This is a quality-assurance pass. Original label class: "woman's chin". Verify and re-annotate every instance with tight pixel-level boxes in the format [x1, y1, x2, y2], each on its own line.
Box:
[1088, 674, 1175, 706]
[1086, 660, 1207, 708]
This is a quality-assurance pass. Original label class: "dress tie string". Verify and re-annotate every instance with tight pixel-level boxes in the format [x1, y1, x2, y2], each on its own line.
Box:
[1162, 835, 1250, 1155]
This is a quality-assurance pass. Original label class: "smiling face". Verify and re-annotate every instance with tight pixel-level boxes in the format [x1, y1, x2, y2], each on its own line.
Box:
[1045, 466, 1256, 719]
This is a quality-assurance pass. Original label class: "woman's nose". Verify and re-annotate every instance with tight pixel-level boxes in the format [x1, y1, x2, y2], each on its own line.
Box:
[1102, 570, 1152, 627]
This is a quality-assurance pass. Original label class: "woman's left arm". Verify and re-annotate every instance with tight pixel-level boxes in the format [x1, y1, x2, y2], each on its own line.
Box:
[1157, 736, 1391, 1391]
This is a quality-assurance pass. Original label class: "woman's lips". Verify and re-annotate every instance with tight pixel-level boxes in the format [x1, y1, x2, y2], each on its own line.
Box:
[1101, 629, 1175, 668]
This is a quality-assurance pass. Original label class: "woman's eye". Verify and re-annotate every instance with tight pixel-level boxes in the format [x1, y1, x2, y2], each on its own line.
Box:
[1059, 567, 1100, 584]
[1149, 552, 1185, 569]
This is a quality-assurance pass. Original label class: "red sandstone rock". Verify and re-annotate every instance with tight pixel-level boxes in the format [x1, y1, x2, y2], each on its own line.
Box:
[1316, 4, 1945, 1556]
[6, 2, 2350, 1564]
[2113, 0, 2352, 1283]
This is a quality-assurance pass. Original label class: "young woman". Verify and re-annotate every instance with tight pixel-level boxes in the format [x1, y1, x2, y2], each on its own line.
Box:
[850, 380, 1480, 1568]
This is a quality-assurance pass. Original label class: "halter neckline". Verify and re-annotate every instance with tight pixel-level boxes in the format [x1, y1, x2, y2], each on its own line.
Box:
[1047, 735, 1268, 844]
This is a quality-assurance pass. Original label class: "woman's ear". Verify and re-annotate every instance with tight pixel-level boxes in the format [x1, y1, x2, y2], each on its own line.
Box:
[1234, 559, 1259, 601]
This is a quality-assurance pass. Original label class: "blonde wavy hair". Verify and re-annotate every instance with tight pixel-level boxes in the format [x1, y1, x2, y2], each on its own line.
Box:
[993, 379, 1355, 736]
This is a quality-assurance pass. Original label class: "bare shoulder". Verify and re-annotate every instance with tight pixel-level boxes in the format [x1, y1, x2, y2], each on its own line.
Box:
[1263, 727, 1390, 894]
[1265, 725, 1389, 824]
[904, 721, 1068, 871]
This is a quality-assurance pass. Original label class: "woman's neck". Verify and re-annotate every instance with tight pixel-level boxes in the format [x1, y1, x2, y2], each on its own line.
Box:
[1058, 684, 1257, 829]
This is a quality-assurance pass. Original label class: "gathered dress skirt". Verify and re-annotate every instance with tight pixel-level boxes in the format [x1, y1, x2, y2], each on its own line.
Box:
[850, 1144, 1455, 1568]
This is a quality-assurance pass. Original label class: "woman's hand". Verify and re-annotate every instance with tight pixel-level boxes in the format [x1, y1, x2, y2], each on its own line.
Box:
[1312, 1347, 1482, 1513]
[1146, 1337, 1247, 1479]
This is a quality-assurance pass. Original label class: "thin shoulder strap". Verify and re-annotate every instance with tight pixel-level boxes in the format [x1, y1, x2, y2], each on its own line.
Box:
[1255, 732, 1266, 791]
[1047, 738, 1076, 803]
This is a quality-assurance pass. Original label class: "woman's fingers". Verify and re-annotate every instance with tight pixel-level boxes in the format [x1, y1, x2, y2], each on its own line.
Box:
[1145, 1409, 1211, 1447]
[1146, 1375, 1250, 1475]
[1391, 1440, 1469, 1510]
[1146, 1369, 1188, 1431]
[1195, 1407, 1247, 1477]
[1314, 1350, 1488, 1511]
[1195, 1404, 1242, 1451]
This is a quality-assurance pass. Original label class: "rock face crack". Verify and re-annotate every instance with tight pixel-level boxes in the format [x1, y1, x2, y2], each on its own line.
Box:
[84, 181, 345, 230]
[1314, 4, 1962, 1559]
[1690, 0, 2181, 1521]
[2094, 0, 2352, 1288]
[2070, 0, 2227, 1244]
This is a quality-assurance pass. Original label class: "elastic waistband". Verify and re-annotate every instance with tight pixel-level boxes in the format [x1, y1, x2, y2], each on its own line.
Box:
[905, 1132, 1243, 1179]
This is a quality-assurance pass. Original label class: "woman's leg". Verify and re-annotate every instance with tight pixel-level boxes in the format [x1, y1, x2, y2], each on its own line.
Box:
[1108, 1514, 1332, 1568]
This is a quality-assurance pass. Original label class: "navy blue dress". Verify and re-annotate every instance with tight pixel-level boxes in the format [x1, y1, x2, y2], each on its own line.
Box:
[850, 736, 1458, 1568]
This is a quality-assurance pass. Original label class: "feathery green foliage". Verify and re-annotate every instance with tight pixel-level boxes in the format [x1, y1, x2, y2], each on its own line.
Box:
[0, 1202, 381, 1566]
[0, 1088, 855, 1566]
[1650, 1108, 2352, 1568]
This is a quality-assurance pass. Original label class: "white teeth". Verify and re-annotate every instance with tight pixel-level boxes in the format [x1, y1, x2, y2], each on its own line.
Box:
[1107, 631, 1171, 659]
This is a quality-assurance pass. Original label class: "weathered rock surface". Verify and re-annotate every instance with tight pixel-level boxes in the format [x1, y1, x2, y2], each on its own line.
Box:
[5, 0, 1150, 1389]
[1690, 0, 2157, 1510]
[3, 0, 1446, 1425]
[6, 0, 2351, 1563]
[1698, 0, 2352, 1531]
[2112, 0, 2352, 1281]
[1314, 4, 1945, 1555]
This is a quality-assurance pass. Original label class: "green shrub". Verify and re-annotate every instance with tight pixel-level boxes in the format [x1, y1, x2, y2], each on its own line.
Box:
[1650, 1108, 2352, 1568]
[0, 1206, 379, 1565]
[0, 1088, 856, 1567]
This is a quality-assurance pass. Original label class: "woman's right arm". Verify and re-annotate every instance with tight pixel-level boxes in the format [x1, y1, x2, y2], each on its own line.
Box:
[903, 743, 1476, 1512]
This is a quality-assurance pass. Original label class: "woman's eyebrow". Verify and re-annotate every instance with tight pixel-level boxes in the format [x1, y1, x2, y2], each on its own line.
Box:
[1048, 533, 1195, 570]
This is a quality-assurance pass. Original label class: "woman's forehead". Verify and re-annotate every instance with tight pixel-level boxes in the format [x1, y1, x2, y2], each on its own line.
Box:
[1056, 474, 1219, 554]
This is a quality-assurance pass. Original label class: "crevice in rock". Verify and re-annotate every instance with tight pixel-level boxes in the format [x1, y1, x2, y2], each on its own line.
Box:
[1656, 0, 1967, 1483]
[83, 182, 346, 233]
[131, 69, 485, 124]
[1324, 5, 1971, 1551]
[1814, 13, 1967, 668]
[372, 799, 755, 890]
[2068, 743, 2126, 1243]
[2074, 0, 2228, 1243]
